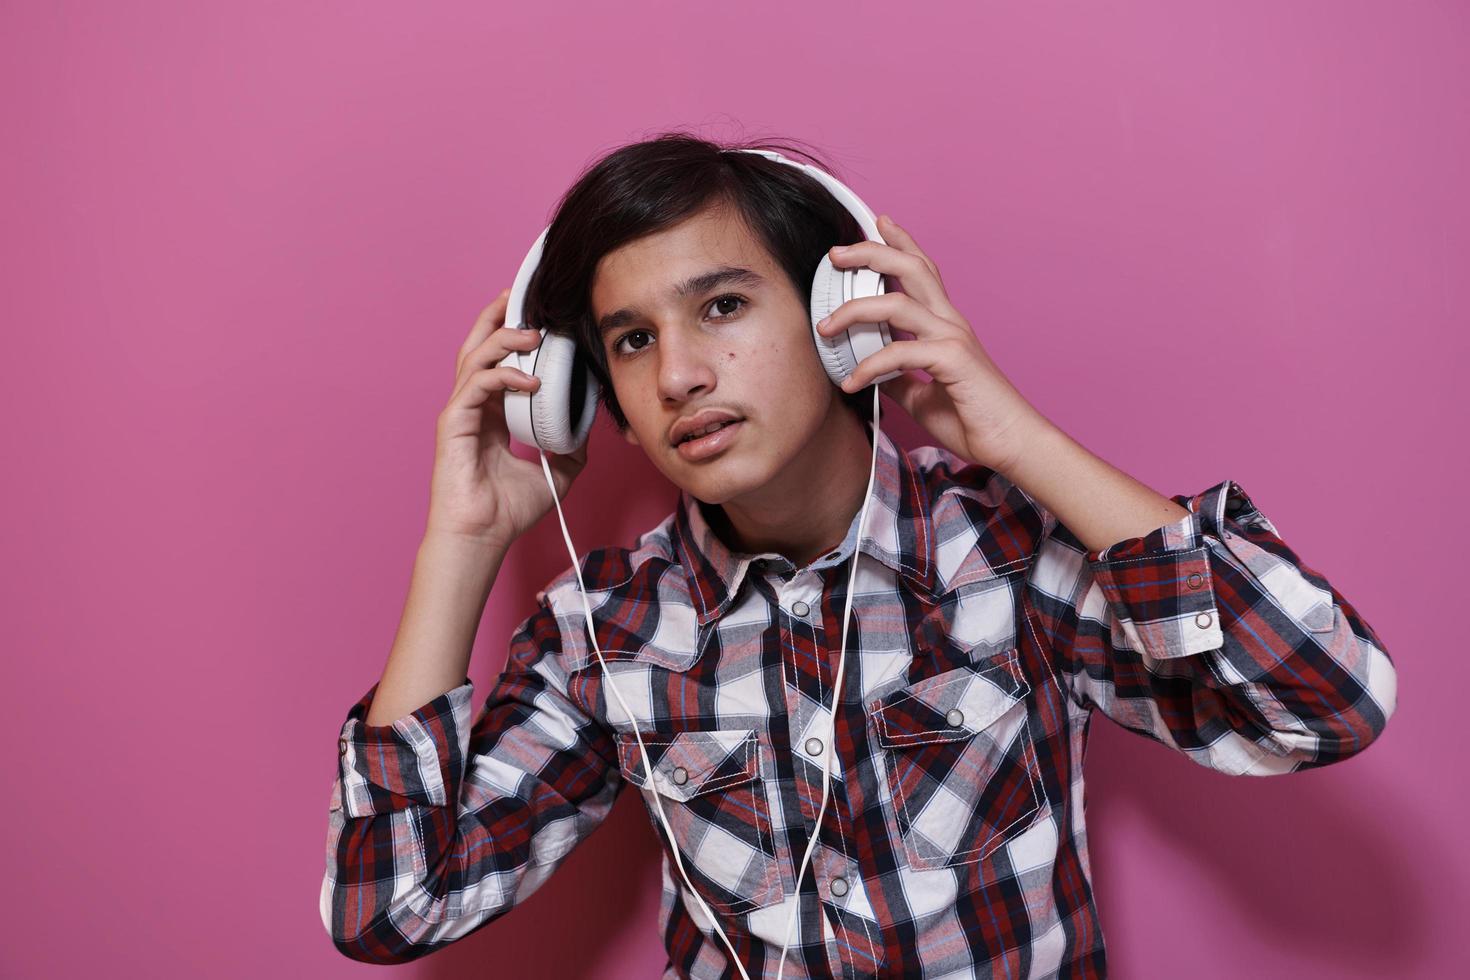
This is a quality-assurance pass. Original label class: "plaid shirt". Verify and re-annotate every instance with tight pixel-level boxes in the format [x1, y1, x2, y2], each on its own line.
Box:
[321, 420, 1398, 978]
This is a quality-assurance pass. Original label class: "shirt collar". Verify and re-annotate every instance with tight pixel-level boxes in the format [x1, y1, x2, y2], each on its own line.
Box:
[671, 419, 937, 625]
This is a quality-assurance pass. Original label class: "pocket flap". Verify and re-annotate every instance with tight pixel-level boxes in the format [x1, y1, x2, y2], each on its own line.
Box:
[616, 729, 759, 803]
[871, 651, 1030, 748]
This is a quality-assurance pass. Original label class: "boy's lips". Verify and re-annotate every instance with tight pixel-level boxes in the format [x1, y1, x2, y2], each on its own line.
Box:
[668, 407, 746, 446]
[674, 418, 745, 461]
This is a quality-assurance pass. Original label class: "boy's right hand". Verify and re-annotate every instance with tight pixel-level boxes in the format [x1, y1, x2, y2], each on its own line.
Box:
[424, 288, 589, 548]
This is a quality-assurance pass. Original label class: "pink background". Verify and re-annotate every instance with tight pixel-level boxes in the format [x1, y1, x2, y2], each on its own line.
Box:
[3, 1, 1463, 976]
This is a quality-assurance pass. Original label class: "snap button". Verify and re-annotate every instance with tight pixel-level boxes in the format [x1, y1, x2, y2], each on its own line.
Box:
[805, 737, 824, 757]
[829, 876, 849, 898]
[945, 708, 965, 727]
[671, 766, 689, 786]
[338, 737, 348, 757]
[1195, 612, 1213, 629]
[1187, 572, 1204, 589]
[1250, 522, 1268, 532]
[1225, 496, 1245, 514]
[791, 600, 810, 617]
[824, 552, 839, 561]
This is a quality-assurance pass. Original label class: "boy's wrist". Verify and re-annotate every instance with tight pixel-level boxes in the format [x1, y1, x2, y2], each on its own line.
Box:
[420, 526, 511, 564]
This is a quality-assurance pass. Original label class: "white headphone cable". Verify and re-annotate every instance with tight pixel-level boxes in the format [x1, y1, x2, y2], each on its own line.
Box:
[775, 383, 880, 980]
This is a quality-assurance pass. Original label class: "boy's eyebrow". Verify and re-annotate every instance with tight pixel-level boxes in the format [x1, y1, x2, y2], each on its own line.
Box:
[596, 266, 766, 337]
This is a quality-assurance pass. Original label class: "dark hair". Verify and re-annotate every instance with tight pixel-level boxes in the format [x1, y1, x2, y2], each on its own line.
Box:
[522, 130, 876, 434]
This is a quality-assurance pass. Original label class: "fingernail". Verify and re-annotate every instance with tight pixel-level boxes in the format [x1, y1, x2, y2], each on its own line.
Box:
[817, 315, 831, 330]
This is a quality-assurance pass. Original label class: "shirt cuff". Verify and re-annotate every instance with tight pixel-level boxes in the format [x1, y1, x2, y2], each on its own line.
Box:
[334, 678, 475, 818]
[1080, 479, 1262, 659]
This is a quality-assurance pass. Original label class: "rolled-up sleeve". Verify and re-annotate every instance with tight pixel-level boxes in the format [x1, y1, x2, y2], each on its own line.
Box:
[1024, 478, 1398, 776]
[320, 598, 620, 963]
[335, 680, 476, 816]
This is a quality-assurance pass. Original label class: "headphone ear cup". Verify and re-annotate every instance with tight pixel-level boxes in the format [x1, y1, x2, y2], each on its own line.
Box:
[810, 253, 859, 385]
[811, 253, 901, 389]
[510, 329, 600, 455]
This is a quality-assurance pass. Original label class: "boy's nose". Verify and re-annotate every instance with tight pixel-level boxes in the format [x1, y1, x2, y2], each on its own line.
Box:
[655, 337, 719, 402]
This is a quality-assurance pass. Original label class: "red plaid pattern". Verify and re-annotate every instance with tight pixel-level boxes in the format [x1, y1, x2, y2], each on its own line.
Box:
[322, 421, 1398, 977]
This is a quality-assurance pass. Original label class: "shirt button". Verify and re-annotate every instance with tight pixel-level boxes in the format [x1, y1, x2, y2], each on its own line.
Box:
[804, 737, 824, 757]
[829, 876, 849, 898]
[1195, 612, 1213, 630]
[1187, 572, 1204, 589]
[1226, 496, 1245, 514]
[792, 600, 810, 617]
[671, 766, 689, 786]
[338, 737, 348, 757]
[945, 708, 965, 727]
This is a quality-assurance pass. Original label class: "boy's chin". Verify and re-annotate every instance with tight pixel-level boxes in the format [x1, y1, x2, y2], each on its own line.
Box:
[664, 453, 777, 507]
[669, 471, 751, 507]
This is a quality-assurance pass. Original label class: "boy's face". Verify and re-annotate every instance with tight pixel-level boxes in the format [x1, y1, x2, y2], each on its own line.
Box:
[590, 203, 843, 506]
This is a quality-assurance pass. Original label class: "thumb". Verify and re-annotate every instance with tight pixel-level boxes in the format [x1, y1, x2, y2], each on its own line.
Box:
[546, 441, 588, 483]
[878, 373, 923, 416]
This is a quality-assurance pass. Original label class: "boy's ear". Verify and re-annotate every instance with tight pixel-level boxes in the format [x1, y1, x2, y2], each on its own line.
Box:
[622, 425, 640, 447]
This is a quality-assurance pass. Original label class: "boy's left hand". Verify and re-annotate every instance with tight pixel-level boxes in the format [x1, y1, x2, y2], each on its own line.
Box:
[817, 214, 1049, 474]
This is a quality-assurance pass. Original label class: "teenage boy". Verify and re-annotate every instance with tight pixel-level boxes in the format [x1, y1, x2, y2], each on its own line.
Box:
[322, 134, 1397, 978]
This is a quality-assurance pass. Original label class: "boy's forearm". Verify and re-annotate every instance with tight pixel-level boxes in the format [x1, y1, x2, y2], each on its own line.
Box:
[363, 531, 508, 727]
[998, 416, 1190, 556]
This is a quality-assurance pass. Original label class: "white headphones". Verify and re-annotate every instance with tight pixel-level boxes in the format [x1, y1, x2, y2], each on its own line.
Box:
[496, 148, 897, 980]
[497, 147, 901, 453]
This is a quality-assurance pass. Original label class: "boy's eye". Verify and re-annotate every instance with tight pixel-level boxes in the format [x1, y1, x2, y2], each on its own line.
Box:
[708, 294, 746, 318]
[613, 329, 653, 356]
[610, 294, 748, 358]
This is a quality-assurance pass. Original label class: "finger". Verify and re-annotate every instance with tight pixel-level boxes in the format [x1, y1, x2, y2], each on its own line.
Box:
[877, 215, 946, 288]
[457, 324, 542, 390]
[457, 288, 513, 377]
[876, 371, 929, 417]
[449, 363, 541, 412]
[827, 238, 958, 320]
[815, 291, 964, 344]
[544, 441, 589, 491]
[837, 337, 963, 392]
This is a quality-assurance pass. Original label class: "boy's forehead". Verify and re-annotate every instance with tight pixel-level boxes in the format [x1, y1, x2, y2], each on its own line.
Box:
[591, 206, 777, 308]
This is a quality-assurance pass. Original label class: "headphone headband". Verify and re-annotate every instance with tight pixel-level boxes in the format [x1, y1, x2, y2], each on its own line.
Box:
[728, 147, 886, 245]
[506, 147, 885, 333]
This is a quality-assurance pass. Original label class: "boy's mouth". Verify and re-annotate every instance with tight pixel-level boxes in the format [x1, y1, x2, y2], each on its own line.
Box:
[669, 409, 746, 447]
[674, 418, 745, 460]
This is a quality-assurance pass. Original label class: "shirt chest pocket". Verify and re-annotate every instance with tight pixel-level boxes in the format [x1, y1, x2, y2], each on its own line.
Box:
[616, 728, 785, 914]
[869, 649, 1049, 871]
